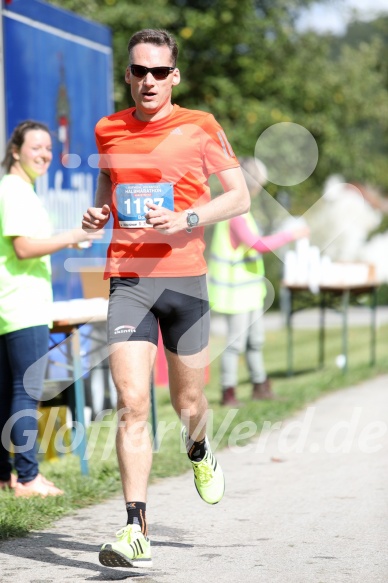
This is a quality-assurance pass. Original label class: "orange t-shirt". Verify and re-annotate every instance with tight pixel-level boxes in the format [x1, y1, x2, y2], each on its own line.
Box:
[95, 104, 240, 278]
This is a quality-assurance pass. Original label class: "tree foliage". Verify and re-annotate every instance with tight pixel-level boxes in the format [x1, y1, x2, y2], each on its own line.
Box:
[46, 0, 388, 205]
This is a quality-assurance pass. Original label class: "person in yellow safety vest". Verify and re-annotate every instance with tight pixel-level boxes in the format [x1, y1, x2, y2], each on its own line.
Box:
[208, 165, 309, 406]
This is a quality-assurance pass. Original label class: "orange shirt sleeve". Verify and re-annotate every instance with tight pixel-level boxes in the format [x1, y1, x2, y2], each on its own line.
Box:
[199, 114, 240, 176]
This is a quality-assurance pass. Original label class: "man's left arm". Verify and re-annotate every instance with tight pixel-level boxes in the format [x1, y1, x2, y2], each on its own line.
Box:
[198, 166, 251, 225]
[145, 166, 250, 233]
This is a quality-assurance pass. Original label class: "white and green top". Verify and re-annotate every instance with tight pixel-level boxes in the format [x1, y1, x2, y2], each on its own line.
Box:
[0, 174, 53, 335]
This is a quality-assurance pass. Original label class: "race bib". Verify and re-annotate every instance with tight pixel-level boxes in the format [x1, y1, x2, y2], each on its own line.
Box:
[116, 183, 174, 228]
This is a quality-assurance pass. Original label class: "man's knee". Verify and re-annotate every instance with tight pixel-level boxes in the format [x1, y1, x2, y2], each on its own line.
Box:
[116, 388, 150, 421]
[172, 388, 207, 419]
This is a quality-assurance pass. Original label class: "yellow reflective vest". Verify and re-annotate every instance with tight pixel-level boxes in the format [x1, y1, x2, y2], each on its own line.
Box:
[207, 213, 266, 314]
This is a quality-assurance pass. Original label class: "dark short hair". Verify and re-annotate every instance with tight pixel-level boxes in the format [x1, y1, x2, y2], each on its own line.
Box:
[2, 120, 51, 173]
[127, 29, 178, 67]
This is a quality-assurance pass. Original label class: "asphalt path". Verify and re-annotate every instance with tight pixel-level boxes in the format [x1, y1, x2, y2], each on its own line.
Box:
[0, 374, 387, 582]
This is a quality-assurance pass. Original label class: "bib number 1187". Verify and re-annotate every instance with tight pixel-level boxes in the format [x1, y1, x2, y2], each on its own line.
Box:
[116, 183, 174, 228]
[124, 197, 164, 215]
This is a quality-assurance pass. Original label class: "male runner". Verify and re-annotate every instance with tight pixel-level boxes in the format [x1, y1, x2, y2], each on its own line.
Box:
[82, 28, 250, 569]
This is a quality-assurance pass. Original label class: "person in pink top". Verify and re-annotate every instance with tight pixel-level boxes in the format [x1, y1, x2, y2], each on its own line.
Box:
[208, 161, 309, 406]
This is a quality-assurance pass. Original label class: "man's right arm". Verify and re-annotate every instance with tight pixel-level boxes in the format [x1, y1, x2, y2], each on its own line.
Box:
[82, 170, 112, 231]
[95, 170, 113, 208]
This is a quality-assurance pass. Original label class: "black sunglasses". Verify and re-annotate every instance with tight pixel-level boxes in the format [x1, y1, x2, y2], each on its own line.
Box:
[129, 64, 175, 80]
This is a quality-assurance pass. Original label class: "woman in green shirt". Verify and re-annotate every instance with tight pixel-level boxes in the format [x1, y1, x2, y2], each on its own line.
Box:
[0, 120, 98, 497]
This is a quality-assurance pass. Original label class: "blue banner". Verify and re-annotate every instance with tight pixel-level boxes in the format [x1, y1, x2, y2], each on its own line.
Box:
[3, 0, 113, 300]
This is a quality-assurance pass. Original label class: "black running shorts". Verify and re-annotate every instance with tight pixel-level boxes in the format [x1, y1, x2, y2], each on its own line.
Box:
[107, 276, 210, 355]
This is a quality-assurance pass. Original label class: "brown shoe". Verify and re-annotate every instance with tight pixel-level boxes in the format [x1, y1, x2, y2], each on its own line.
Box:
[14, 474, 64, 498]
[221, 387, 241, 407]
[252, 378, 276, 400]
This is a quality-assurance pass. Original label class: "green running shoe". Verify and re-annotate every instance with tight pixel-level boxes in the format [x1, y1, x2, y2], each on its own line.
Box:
[181, 426, 225, 505]
[99, 524, 152, 569]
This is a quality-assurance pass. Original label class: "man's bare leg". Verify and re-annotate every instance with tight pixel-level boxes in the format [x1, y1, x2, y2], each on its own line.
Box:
[99, 341, 156, 569]
[109, 340, 157, 502]
[165, 347, 225, 505]
[165, 347, 208, 440]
